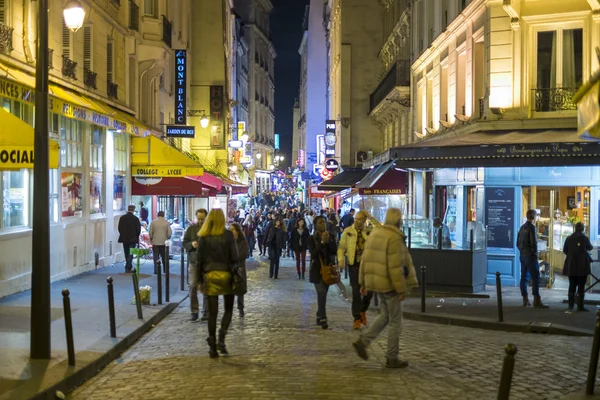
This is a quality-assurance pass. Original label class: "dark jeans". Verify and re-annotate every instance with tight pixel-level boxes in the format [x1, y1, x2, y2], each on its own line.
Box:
[248, 237, 255, 256]
[152, 245, 167, 273]
[269, 244, 281, 278]
[206, 294, 234, 339]
[519, 255, 541, 297]
[237, 295, 244, 311]
[314, 282, 330, 322]
[122, 243, 136, 271]
[568, 276, 587, 295]
[257, 235, 264, 254]
[295, 250, 306, 275]
[349, 264, 373, 321]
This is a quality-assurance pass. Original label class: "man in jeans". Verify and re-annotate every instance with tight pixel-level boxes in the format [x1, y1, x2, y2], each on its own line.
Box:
[118, 204, 141, 273]
[352, 208, 418, 368]
[517, 209, 549, 308]
[183, 208, 208, 321]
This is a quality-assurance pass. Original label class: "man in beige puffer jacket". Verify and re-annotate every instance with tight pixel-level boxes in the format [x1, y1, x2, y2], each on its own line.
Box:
[353, 208, 418, 368]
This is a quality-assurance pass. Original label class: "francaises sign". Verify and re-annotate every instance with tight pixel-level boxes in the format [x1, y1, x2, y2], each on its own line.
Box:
[174, 50, 187, 125]
[166, 125, 195, 138]
[132, 166, 204, 177]
[359, 188, 403, 195]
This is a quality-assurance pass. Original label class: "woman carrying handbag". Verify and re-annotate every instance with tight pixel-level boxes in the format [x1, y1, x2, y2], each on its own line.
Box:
[308, 215, 338, 330]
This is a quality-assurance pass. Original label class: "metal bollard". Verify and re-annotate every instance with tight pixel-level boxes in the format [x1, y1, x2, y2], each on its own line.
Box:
[497, 343, 518, 400]
[61, 289, 76, 366]
[165, 246, 170, 302]
[421, 266, 426, 313]
[156, 260, 163, 305]
[586, 310, 600, 394]
[132, 272, 143, 319]
[107, 277, 116, 338]
[180, 251, 185, 291]
[495, 271, 504, 323]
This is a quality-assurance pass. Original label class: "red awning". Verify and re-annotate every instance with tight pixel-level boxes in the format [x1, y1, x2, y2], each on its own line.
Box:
[188, 172, 223, 190]
[132, 176, 208, 196]
[222, 176, 249, 195]
[358, 166, 407, 195]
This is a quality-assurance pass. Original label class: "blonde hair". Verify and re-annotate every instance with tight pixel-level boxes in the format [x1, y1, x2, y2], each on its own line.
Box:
[199, 208, 226, 237]
[384, 208, 403, 227]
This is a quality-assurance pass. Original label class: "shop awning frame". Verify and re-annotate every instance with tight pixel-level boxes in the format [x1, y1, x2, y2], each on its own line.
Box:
[317, 168, 370, 192]
[388, 130, 600, 169]
[356, 160, 395, 190]
[131, 135, 204, 178]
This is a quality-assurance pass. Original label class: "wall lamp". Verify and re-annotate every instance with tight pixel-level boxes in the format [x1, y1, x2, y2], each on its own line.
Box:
[187, 109, 209, 128]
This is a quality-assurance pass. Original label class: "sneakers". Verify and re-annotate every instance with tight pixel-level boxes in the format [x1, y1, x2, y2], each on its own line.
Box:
[360, 312, 367, 326]
[352, 340, 369, 361]
[189, 313, 199, 322]
[353, 320, 361, 330]
[386, 359, 409, 369]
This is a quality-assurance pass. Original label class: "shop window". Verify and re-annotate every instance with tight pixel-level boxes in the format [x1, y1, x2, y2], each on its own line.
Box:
[1, 170, 28, 229]
[113, 132, 127, 211]
[90, 125, 104, 214]
[49, 169, 59, 223]
[535, 28, 582, 111]
[60, 117, 83, 168]
[61, 172, 83, 218]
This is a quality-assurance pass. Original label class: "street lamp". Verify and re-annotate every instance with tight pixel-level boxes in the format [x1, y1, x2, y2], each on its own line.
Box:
[200, 112, 209, 128]
[255, 152, 262, 159]
[280, 155, 285, 161]
[269, 164, 275, 170]
[241, 133, 249, 142]
[63, 0, 85, 32]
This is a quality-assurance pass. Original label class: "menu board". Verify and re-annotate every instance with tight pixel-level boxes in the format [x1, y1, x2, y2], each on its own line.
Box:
[485, 187, 514, 249]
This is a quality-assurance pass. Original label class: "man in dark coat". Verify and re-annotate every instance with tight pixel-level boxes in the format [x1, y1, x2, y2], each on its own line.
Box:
[183, 208, 208, 321]
[517, 209, 548, 308]
[563, 222, 593, 311]
[118, 204, 141, 273]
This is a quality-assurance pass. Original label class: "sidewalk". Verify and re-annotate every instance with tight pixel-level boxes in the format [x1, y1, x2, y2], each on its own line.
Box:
[0, 256, 192, 400]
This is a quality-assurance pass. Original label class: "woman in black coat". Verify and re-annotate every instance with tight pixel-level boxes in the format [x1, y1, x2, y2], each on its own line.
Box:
[290, 217, 310, 280]
[308, 215, 337, 330]
[266, 218, 286, 279]
[563, 222, 594, 311]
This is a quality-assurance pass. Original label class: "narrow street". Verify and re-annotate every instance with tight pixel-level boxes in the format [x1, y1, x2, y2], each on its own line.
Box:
[70, 258, 594, 400]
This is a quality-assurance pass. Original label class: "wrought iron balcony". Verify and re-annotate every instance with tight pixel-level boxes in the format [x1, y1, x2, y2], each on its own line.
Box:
[62, 55, 77, 80]
[369, 60, 410, 113]
[265, 64, 269, 73]
[108, 81, 118, 99]
[0, 22, 13, 53]
[84, 68, 97, 89]
[242, 98, 248, 108]
[129, 0, 139, 31]
[532, 88, 577, 112]
[297, 113, 306, 129]
[260, 96, 265, 105]
[265, 98, 269, 107]
[162, 15, 172, 48]
[269, 106, 274, 115]
[48, 48, 54, 70]
[255, 92, 259, 101]
[255, 53, 259, 63]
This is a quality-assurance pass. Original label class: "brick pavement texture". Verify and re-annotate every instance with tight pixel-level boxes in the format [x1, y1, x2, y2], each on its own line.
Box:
[70, 257, 596, 400]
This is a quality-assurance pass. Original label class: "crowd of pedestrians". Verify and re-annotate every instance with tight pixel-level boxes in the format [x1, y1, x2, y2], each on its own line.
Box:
[116, 191, 595, 368]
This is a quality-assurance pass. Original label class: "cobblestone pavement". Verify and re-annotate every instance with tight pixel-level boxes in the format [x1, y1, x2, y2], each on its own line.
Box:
[70, 258, 595, 400]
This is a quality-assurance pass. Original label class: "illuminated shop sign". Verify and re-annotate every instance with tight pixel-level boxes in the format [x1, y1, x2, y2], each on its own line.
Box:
[210, 85, 224, 147]
[174, 50, 187, 125]
[325, 120, 336, 157]
[317, 135, 325, 165]
[275, 133, 280, 150]
[166, 125, 195, 138]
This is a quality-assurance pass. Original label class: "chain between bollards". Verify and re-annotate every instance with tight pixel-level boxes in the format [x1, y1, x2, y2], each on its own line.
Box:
[61, 289, 76, 366]
[495, 271, 504, 323]
[132, 272, 143, 319]
[420, 265, 426, 313]
[156, 259, 163, 305]
[165, 246, 170, 303]
[586, 310, 600, 394]
[107, 277, 116, 338]
[497, 343, 518, 400]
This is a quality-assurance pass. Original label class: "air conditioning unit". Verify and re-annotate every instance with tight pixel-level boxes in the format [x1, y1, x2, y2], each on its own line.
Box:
[355, 150, 373, 166]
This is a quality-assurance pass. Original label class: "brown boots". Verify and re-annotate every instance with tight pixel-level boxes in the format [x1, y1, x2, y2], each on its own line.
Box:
[522, 295, 549, 308]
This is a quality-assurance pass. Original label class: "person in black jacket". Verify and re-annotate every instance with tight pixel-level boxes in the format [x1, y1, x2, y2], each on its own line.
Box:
[563, 222, 594, 311]
[182, 209, 208, 321]
[197, 208, 239, 358]
[290, 217, 310, 279]
[266, 218, 286, 279]
[308, 216, 337, 330]
[517, 209, 548, 308]
[118, 204, 141, 273]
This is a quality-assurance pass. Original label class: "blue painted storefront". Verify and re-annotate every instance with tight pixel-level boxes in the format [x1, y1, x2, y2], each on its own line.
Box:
[429, 166, 600, 288]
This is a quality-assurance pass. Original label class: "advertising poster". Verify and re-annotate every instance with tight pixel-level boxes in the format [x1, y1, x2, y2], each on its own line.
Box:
[113, 174, 125, 211]
[61, 172, 83, 217]
[485, 187, 515, 249]
[90, 172, 103, 214]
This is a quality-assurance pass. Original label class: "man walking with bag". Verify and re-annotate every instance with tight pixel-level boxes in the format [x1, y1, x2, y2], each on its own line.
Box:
[352, 208, 418, 368]
[183, 208, 208, 321]
[118, 204, 141, 273]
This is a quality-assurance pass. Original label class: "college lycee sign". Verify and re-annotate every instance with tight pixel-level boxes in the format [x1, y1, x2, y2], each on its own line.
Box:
[132, 166, 204, 177]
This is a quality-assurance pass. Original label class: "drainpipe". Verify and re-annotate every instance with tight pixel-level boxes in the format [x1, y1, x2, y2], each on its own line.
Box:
[139, 61, 157, 123]
[23, 0, 35, 63]
[149, 70, 163, 128]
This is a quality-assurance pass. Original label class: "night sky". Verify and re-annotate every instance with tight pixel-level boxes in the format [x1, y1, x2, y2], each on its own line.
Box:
[271, 0, 310, 169]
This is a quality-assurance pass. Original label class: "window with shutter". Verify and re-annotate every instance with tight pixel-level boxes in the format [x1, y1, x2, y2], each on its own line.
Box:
[62, 21, 71, 58]
[0, 0, 6, 24]
[107, 39, 114, 83]
[83, 25, 93, 71]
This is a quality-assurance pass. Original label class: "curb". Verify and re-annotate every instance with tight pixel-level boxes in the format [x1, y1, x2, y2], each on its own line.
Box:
[1, 293, 187, 400]
[332, 284, 593, 337]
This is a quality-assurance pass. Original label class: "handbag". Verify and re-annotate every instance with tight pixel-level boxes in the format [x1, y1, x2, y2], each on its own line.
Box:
[231, 265, 247, 296]
[319, 255, 341, 285]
